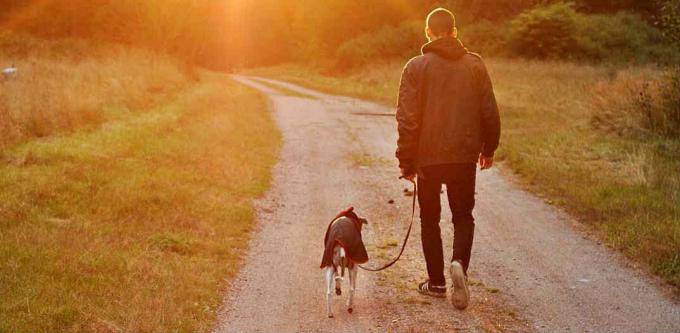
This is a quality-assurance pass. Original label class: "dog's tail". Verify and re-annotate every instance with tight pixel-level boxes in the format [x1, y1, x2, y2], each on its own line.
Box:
[333, 246, 347, 282]
[339, 247, 346, 278]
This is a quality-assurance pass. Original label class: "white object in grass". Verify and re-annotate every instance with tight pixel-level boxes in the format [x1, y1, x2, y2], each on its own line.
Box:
[2, 65, 17, 77]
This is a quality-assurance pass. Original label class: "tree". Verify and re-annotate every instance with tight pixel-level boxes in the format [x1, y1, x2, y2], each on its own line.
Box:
[443, 0, 539, 22]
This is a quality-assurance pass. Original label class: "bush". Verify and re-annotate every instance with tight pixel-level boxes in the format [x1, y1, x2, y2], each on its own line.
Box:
[577, 12, 675, 64]
[335, 19, 508, 68]
[508, 2, 581, 59]
[444, 0, 540, 23]
[508, 2, 675, 63]
[459, 20, 508, 56]
[335, 21, 425, 69]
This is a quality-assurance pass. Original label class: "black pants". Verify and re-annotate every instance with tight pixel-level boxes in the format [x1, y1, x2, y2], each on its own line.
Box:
[418, 163, 476, 286]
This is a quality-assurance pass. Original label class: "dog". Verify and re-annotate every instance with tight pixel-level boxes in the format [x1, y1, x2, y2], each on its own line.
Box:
[320, 207, 368, 318]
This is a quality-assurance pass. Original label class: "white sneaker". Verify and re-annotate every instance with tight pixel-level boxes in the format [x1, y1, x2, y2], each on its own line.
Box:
[449, 261, 470, 310]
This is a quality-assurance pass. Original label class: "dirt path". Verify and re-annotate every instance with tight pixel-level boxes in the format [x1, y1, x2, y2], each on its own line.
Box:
[214, 76, 680, 333]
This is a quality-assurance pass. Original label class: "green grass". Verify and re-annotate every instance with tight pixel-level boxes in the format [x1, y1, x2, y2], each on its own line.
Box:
[246, 60, 680, 287]
[0, 73, 280, 332]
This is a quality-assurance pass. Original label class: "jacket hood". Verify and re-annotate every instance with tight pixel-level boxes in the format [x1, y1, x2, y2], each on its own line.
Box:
[421, 36, 468, 60]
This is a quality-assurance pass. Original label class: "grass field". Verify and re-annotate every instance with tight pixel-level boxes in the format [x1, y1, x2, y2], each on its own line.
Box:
[246, 60, 680, 287]
[0, 32, 193, 147]
[0, 37, 280, 332]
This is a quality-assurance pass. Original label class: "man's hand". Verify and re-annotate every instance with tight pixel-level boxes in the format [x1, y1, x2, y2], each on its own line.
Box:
[479, 154, 494, 170]
[400, 168, 416, 182]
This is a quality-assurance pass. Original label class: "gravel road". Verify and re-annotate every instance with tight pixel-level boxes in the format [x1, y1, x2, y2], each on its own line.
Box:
[214, 76, 680, 333]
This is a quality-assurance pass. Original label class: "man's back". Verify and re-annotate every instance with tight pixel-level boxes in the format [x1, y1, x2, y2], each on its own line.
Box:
[395, 36, 500, 170]
[397, 7, 500, 311]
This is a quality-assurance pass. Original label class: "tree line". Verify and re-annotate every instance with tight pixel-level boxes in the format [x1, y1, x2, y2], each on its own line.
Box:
[0, 0, 676, 69]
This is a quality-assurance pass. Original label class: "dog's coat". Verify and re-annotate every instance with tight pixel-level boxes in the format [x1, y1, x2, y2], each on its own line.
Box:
[320, 208, 368, 268]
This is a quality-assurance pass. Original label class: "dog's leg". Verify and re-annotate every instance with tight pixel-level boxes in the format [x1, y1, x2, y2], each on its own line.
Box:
[347, 265, 357, 313]
[325, 266, 335, 318]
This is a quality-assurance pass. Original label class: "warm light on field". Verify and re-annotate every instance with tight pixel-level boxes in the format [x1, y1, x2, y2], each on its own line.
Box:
[1, 0, 678, 331]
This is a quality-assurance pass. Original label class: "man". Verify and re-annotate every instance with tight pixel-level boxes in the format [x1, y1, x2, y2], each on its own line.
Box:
[395, 8, 501, 310]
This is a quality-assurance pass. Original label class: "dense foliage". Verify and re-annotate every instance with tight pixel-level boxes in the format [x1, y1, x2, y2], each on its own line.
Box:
[0, 0, 231, 67]
[0, 0, 430, 68]
[335, 21, 425, 69]
[507, 2, 673, 63]
[0, 0, 674, 68]
[507, 2, 581, 59]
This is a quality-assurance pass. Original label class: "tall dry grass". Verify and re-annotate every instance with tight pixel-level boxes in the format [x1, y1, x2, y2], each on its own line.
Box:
[592, 67, 680, 137]
[0, 32, 187, 147]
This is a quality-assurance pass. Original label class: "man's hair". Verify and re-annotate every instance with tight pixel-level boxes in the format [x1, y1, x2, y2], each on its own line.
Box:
[426, 8, 455, 37]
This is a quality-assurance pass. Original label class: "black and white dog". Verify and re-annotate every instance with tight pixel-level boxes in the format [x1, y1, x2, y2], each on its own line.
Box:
[320, 207, 368, 318]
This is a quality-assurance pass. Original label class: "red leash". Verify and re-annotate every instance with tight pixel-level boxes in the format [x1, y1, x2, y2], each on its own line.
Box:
[358, 178, 417, 272]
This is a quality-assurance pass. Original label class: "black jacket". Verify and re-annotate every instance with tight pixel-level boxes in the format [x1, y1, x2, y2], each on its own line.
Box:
[396, 37, 501, 172]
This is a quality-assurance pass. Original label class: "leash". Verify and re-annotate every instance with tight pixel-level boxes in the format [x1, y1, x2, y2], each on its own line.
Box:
[358, 177, 417, 272]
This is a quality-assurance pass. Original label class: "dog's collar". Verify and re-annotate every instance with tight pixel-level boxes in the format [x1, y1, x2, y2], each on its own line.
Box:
[333, 207, 359, 224]
[332, 207, 362, 231]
